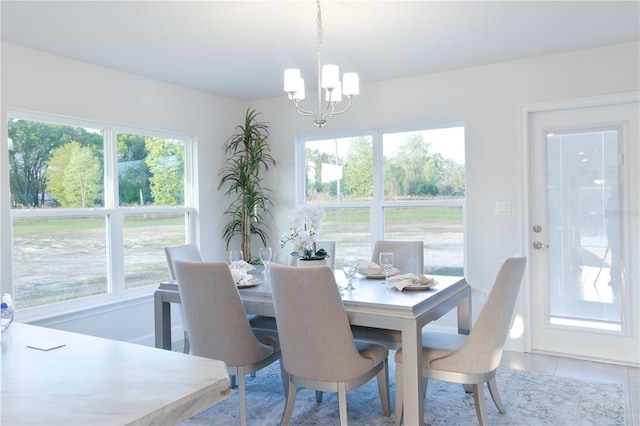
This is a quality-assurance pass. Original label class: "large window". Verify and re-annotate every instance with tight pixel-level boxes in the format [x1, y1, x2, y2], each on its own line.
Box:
[7, 111, 194, 314]
[298, 123, 465, 274]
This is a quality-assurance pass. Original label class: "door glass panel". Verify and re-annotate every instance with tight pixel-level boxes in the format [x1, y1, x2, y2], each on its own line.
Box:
[546, 129, 622, 331]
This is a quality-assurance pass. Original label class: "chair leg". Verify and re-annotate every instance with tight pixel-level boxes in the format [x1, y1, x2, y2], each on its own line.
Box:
[377, 359, 390, 417]
[315, 391, 323, 403]
[487, 377, 506, 413]
[238, 368, 247, 426]
[394, 363, 403, 426]
[472, 383, 488, 426]
[281, 379, 297, 426]
[279, 360, 289, 397]
[182, 331, 190, 354]
[338, 382, 348, 426]
[423, 378, 428, 399]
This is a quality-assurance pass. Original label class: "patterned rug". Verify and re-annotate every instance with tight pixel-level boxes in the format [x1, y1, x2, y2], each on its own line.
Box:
[181, 358, 625, 425]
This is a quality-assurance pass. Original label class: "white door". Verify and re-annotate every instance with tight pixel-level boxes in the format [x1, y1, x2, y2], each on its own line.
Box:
[526, 95, 639, 364]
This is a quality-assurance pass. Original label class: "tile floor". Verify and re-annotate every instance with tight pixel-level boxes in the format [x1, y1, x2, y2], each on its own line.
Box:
[499, 350, 639, 426]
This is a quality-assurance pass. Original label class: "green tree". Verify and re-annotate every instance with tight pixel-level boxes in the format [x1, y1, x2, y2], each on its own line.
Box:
[64, 146, 101, 207]
[46, 142, 101, 207]
[145, 137, 184, 205]
[305, 148, 337, 199]
[438, 158, 466, 196]
[119, 161, 151, 205]
[46, 141, 80, 206]
[8, 119, 103, 207]
[343, 137, 373, 198]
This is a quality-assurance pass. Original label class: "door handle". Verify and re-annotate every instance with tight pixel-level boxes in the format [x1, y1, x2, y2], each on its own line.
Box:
[533, 241, 549, 250]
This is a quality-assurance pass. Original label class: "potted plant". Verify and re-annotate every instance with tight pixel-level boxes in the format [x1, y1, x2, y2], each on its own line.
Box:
[219, 109, 276, 263]
[280, 204, 330, 265]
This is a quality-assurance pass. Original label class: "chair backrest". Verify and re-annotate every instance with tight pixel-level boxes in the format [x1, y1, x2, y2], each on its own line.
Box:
[431, 256, 527, 374]
[269, 263, 374, 382]
[173, 260, 273, 366]
[371, 240, 424, 274]
[164, 244, 203, 280]
[287, 240, 336, 269]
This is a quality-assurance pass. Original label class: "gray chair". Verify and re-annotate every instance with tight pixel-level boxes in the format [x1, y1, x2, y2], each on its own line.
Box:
[174, 260, 288, 426]
[394, 256, 527, 426]
[371, 240, 424, 275]
[288, 240, 336, 269]
[269, 263, 390, 426]
[164, 243, 203, 353]
[349, 240, 425, 350]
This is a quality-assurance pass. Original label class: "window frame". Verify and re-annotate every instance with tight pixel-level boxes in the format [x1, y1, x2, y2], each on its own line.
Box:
[296, 122, 466, 241]
[8, 109, 196, 320]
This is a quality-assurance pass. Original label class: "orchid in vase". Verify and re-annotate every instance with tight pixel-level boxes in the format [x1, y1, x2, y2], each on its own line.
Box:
[280, 204, 329, 261]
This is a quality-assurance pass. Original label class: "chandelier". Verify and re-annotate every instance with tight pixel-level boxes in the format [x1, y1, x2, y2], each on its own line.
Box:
[283, 0, 359, 127]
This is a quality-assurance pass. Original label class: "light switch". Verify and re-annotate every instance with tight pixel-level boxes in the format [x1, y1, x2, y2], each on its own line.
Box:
[495, 201, 511, 216]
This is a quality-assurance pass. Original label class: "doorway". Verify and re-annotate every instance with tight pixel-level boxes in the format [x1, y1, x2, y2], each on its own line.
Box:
[524, 94, 639, 365]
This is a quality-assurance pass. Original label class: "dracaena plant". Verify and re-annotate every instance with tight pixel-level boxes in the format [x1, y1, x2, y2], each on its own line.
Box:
[218, 109, 276, 263]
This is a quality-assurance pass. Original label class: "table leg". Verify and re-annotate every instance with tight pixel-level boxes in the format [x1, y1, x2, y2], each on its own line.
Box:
[401, 319, 423, 426]
[457, 285, 472, 335]
[154, 291, 172, 350]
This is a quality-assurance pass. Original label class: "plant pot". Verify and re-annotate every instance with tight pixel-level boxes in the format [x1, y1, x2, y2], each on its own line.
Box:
[296, 259, 327, 267]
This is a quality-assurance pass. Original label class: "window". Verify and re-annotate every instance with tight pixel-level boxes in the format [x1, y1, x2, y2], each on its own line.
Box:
[7, 111, 194, 314]
[297, 123, 465, 274]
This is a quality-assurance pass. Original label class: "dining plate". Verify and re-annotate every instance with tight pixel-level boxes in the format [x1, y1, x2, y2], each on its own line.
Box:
[237, 278, 261, 288]
[360, 269, 401, 279]
[400, 280, 438, 291]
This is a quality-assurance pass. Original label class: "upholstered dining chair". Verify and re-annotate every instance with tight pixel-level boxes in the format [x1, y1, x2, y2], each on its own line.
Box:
[394, 256, 527, 426]
[269, 263, 391, 426]
[164, 243, 203, 353]
[173, 260, 287, 426]
[287, 240, 336, 269]
[371, 240, 424, 275]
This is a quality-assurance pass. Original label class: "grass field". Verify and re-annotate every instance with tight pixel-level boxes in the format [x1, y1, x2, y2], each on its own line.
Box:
[11, 207, 463, 309]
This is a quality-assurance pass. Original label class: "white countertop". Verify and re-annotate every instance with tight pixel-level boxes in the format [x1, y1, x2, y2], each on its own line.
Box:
[1, 323, 230, 425]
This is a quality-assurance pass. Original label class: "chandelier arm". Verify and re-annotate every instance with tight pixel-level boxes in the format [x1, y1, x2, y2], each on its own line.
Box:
[324, 96, 354, 117]
[290, 100, 320, 117]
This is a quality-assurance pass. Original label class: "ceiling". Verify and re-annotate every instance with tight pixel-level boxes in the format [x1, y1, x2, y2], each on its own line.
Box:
[1, 1, 638, 101]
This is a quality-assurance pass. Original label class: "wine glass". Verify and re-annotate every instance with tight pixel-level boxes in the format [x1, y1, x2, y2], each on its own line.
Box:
[379, 252, 394, 284]
[229, 250, 244, 269]
[259, 247, 272, 274]
[1, 293, 14, 333]
[343, 256, 357, 290]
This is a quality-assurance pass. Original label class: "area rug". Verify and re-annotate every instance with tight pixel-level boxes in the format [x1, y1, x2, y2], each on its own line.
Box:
[181, 359, 625, 426]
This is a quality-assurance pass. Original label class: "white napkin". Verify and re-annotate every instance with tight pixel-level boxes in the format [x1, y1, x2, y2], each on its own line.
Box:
[386, 273, 437, 291]
[357, 259, 383, 275]
[356, 259, 401, 276]
[229, 260, 255, 271]
[229, 267, 250, 285]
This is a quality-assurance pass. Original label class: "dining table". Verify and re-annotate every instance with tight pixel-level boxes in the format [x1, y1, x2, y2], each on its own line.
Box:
[154, 268, 471, 426]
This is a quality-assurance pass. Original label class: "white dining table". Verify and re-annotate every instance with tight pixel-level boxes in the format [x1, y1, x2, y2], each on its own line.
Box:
[155, 270, 471, 426]
[2, 322, 231, 425]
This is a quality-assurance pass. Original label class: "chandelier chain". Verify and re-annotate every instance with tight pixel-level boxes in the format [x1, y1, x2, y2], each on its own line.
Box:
[316, 0, 323, 58]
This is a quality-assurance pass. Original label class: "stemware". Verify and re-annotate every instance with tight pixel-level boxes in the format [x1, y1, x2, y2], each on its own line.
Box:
[379, 252, 394, 284]
[342, 256, 357, 290]
[229, 250, 244, 269]
[1, 293, 14, 333]
[259, 247, 272, 274]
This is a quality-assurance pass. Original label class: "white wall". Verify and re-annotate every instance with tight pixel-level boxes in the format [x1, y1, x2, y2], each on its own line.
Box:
[0, 42, 244, 343]
[251, 41, 640, 351]
[2, 41, 638, 349]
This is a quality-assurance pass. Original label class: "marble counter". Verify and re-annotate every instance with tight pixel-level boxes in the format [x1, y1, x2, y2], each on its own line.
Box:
[1, 323, 230, 425]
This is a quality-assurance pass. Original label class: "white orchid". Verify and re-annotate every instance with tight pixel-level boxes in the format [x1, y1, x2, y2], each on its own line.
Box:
[280, 204, 328, 260]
